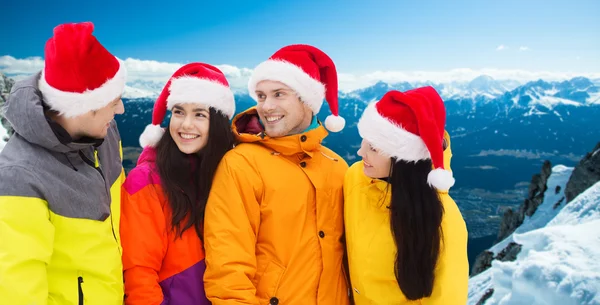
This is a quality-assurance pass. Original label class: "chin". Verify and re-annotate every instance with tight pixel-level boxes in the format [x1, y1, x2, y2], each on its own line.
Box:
[265, 127, 286, 138]
[87, 131, 108, 140]
[88, 126, 110, 139]
[362, 167, 373, 177]
[177, 146, 197, 155]
[175, 143, 200, 155]
[362, 167, 383, 179]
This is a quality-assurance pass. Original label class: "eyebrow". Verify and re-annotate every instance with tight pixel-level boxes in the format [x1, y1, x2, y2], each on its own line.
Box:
[256, 88, 289, 94]
[172, 105, 209, 113]
[194, 108, 209, 113]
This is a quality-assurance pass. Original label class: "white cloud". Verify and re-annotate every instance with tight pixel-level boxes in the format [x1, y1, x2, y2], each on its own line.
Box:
[496, 45, 508, 51]
[519, 46, 531, 51]
[122, 58, 253, 86]
[0, 55, 44, 74]
[2, 55, 600, 93]
[0, 55, 253, 92]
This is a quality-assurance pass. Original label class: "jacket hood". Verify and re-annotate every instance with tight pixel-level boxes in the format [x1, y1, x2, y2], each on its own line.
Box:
[4, 72, 102, 153]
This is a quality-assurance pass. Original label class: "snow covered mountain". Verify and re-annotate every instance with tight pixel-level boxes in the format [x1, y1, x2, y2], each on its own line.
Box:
[0, 124, 7, 152]
[468, 143, 600, 305]
[502, 77, 600, 111]
[0, 72, 14, 153]
[120, 74, 599, 105]
[122, 79, 165, 99]
[122, 85, 158, 99]
[341, 75, 519, 103]
[347, 76, 600, 116]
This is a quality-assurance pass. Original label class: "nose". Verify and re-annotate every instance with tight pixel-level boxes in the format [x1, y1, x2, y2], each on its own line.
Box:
[261, 97, 277, 112]
[115, 99, 125, 115]
[182, 114, 194, 130]
[357, 142, 365, 158]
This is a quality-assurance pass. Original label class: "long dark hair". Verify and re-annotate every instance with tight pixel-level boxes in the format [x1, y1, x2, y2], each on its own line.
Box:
[388, 158, 444, 300]
[155, 107, 235, 240]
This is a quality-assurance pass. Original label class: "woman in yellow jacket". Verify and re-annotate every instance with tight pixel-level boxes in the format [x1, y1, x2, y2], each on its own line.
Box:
[344, 87, 469, 304]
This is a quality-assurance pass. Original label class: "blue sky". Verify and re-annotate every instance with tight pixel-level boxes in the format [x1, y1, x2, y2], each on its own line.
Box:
[1, 0, 599, 75]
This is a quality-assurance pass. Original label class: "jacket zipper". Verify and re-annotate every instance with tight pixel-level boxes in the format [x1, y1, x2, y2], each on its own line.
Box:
[78, 149, 120, 249]
[78, 276, 84, 305]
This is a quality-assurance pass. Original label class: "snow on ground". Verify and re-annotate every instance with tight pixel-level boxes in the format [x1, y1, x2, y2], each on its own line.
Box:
[490, 165, 573, 255]
[468, 181, 600, 305]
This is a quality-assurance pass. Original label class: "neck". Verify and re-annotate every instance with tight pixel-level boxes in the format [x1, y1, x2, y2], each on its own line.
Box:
[285, 115, 316, 136]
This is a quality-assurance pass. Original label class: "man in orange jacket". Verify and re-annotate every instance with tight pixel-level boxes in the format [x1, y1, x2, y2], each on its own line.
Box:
[203, 44, 351, 305]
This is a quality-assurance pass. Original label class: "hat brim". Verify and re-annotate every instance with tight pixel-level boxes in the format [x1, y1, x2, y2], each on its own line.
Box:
[357, 102, 430, 161]
[167, 76, 235, 119]
[38, 60, 127, 118]
[247, 59, 325, 114]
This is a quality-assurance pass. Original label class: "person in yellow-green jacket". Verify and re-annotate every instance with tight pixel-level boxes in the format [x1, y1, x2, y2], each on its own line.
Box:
[344, 87, 469, 304]
[0, 22, 127, 304]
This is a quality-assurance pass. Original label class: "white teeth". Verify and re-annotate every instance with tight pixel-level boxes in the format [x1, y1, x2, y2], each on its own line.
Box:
[266, 116, 283, 122]
[180, 133, 199, 139]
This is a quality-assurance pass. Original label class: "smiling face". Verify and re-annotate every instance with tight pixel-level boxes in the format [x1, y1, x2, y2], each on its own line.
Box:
[254, 80, 313, 138]
[357, 138, 392, 179]
[168, 103, 210, 154]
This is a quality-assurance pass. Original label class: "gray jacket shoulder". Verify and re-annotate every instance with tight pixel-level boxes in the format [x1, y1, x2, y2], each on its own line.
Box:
[0, 152, 47, 199]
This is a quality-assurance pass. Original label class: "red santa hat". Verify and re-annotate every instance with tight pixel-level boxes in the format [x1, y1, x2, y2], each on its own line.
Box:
[357, 86, 455, 191]
[38, 22, 127, 118]
[139, 62, 235, 148]
[247, 44, 345, 132]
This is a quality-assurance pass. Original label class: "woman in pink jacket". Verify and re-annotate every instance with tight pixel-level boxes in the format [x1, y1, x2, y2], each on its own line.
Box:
[120, 63, 236, 305]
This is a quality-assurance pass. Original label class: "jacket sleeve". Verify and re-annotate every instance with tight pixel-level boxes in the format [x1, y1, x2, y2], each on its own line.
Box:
[203, 155, 262, 305]
[121, 169, 168, 305]
[423, 193, 469, 305]
[0, 167, 54, 305]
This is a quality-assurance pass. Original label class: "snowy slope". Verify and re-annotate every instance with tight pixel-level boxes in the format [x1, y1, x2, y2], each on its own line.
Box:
[489, 165, 573, 255]
[468, 179, 600, 305]
[530, 95, 582, 109]
[587, 91, 600, 105]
